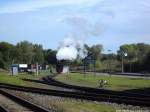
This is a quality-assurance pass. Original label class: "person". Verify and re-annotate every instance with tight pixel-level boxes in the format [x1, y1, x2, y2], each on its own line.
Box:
[98, 79, 107, 88]
[104, 80, 107, 85]
[98, 79, 104, 88]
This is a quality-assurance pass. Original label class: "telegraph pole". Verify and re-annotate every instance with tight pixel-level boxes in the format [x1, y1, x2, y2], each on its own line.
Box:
[121, 52, 127, 73]
[121, 55, 124, 73]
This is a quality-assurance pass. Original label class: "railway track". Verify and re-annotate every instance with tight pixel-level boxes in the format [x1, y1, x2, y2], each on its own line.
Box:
[0, 89, 52, 112]
[42, 76, 150, 107]
[43, 75, 150, 98]
[0, 106, 8, 112]
[0, 82, 150, 107]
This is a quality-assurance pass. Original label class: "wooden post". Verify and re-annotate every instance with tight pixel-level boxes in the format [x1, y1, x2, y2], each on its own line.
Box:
[84, 60, 86, 78]
[122, 55, 124, 73]
[94, 60, 96, 77]
[36, 62, 39, 75]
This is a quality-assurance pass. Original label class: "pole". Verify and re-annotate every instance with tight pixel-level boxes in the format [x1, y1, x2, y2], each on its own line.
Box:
[122, 55, 124, 73]
[84, 60, 86, 78]
[107, 50, 112, 74]
[130, 61, 132, 73]
[36, 62, 39, 75]
[93, 60, 96, 77]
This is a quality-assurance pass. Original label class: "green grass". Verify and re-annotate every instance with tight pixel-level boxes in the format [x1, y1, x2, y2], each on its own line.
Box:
[55, 73, 150, 91]
[0, 70, 50, 87]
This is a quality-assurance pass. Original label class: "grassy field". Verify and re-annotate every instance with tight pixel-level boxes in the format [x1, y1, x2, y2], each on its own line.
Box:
[0, 70, 50, 87]
[0, 70, 117, 112]
[55, 73, 150, 91]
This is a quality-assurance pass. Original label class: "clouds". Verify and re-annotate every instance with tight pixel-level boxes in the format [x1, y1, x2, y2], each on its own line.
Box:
[0, 0, 100, 14]
[92, 0, 150, 34]
[0, 0, 150, 53]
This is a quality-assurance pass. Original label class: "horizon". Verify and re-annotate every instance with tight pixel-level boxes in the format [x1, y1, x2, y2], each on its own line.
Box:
[0, 0, 150, 53]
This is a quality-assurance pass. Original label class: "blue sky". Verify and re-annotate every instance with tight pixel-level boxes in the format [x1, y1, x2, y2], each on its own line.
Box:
[0, 0, 150, 53]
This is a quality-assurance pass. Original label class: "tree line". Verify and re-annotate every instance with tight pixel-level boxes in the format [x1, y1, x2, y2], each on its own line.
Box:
[0, 41, 150, 73]
[72, 43, 150, 73]
[117, 43, 150, 73]
[0, 41, 56, 69]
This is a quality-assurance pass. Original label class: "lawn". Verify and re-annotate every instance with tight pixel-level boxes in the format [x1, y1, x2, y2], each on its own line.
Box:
[55, 73, 150, 91]
[0, 70, 50, 87]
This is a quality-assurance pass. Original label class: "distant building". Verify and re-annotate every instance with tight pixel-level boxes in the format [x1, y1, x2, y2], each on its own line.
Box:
[11, 64, 28, 73]
[11, 64, 49, 75]
[18, 64, 28, 72]
[56, 60, 70, 74]
[11, 64, 18, 75]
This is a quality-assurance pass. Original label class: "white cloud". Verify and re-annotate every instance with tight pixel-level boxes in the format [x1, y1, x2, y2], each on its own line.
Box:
[0, 0, 150, 52]
[0, 0, 100, 14]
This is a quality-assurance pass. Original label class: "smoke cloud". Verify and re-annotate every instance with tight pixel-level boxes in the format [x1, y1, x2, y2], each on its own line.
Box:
[65, 17, 106, 38]
[56, 46, 78, 61]
[56, 16, 108, 61]
[56, 34, 85, 61]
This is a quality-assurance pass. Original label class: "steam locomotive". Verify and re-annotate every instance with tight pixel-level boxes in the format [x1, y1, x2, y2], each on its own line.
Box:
[56, 60, 70, 74]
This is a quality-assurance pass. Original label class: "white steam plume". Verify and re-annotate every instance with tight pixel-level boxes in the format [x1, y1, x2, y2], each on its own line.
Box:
[56, 16, 110, 61]
[56, 34, 85, 61]
[56, 46, 78, 61]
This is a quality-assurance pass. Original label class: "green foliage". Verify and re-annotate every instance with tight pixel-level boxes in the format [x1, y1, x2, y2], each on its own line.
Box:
[84, 44, 103, 60]
[16, 41, 34, 64]
[32, 44, 44, 64]
[0, 42, 15, 69]
[0, 52, 5, 68]
[0, 40, 150, 73]
[74, 44, 103, 70]
[95, 60, 101, 69]
[101, 59, 121, 72]
[117, 43, 150, 72]
[100, 53, 120, 72]
[0, 41, 46, 69]
[43, 49, 57, 64]
[15, 41, 45, 64]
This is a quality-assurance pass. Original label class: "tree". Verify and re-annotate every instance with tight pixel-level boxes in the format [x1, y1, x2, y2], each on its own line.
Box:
[32, 44, 44, 64]
[136, 43, 150, 64]
[91, 44, 103, 60]
[83, 44, 103, 70]
[84, 44, 103, 60]
[0, 52, 4, 68]
[143, 51, 150, 72]
[43, 49, 57, 64]
[118, 44, 138, 61]
[0, 42, 15, 69]
[16, 41, 33, 64]
[117, 43, 150, 72]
